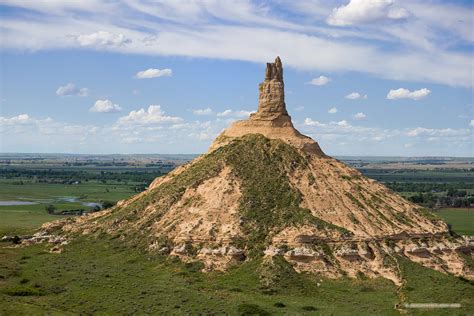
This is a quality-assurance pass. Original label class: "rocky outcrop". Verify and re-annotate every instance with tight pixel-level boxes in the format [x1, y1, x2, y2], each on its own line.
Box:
[209, 57, 325, 155]
[253, 56, 289, 121]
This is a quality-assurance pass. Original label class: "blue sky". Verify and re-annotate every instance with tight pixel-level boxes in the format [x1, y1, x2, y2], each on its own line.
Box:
[0, 0, 473, 156]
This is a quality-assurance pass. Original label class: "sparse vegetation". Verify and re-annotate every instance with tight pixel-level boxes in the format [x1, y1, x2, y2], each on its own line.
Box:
[220, 135, 347, 255]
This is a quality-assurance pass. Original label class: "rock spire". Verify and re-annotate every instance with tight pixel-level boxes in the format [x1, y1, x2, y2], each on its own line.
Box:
[209, 56, 324, 155]
[251, 56, 290, 122]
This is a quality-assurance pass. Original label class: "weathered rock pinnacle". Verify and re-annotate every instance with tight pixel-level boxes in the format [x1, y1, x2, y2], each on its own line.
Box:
[252, 56, 290, 122]
[209, 56, 324, 155]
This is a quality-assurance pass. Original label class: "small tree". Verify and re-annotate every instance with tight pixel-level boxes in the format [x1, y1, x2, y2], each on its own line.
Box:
[101, 201, 115, 209]
[45, 204, 56, 215]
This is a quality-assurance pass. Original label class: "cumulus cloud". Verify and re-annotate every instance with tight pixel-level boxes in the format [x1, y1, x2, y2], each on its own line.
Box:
[354, 112, 367, 120]
[56, 83, 88, 97]
[216, 109, 253, 118]
[135, 68, 172, 79]
[308, 75, 330, 86]
[1, 110, 472, 155]
[117, 105, 182, 126]
[345, 92, 367, 99]
[327, 0, 410, 26]
[0, 113, 91, 141]
[328, 107, 338, 114]
[192, 108, 214, 115]
[188, 132, 215, 141]
[386, 88, 431, 100]
[0, 113, 32, 125]
[76, 31, 130, 47]
[337, 120, 349, 127]
[303, 118, 325, 127]
[299, 116, 472, 156]
[89, 99, 122, 113]
[406, 127, 469, 138]
[470, 119, 474, 127]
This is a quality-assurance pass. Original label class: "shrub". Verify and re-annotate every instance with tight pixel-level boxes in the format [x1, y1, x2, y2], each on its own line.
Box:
[2, 286, 45, 296]
[19, 278, 29, 284]
[301, 305, 318, 311]
[45, 204, 56, 214]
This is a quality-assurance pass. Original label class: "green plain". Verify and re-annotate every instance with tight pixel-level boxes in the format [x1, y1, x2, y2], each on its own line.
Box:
[435, 208, 474, 235]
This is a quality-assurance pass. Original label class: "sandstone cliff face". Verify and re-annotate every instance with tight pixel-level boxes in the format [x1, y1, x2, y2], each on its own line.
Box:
[254, 56, 289, 121]
[39, 57, 473, 284]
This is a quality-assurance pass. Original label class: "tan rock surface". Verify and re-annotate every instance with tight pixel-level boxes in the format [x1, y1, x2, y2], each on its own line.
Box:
[209, 56, 324, 155]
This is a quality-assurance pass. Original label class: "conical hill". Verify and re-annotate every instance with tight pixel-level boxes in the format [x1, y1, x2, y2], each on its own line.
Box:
[42, 57, 473, 285]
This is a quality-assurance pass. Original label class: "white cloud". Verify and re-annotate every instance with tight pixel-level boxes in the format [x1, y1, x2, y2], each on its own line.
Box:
[56, 83, 88, 97]
[1, 9, 472, 87]
[192, 108, 214, 116]
[337, 120, 349, 127]
[470, 119, 474, 127]
[386, 88, 431, 100]
[299, 116, 472, 156]
[117, 105, 182, 126]
[303, 118, 325, 127]
[0, 113, 91, 140]
[135, 68, 172, 79]
[76, 31, 130, 47]
[1, 110, 472, 155]
[328, 107, 338, 114]
[216, 109, 253, 118]
[354, 112, 367, 120]
[308, 75, 330, 86]
[89, 99, 122, 113]
[0, 113, 32, 125]
[188, 132, 215, 141]
[327, 0, 410, 26]
[345, 92, 367, 99]
[406, 127, 470, 138]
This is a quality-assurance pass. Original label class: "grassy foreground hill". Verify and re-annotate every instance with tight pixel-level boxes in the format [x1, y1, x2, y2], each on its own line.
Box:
[1, 237, 473, 315]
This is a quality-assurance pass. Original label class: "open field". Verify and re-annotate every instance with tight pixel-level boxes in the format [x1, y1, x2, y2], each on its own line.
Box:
[434, 208, 474, 236]
[0, 154, 183, 236]
[0, 206, 68, 237]
[0, 180, 136, 202]
[0, 181, 142, 236]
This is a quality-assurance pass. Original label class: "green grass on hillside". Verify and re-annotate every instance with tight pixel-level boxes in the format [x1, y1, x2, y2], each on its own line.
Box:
[434, 208, 474, 236]
[0, 237, 400, 315]
[0, 237, 472, 315]
[398, 256, 474, 315]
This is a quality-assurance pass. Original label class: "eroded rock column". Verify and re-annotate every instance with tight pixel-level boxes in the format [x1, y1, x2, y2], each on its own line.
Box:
[252, 56, 290, 122]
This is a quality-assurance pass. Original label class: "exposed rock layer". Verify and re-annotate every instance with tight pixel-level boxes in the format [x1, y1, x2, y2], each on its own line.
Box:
[209, 56, 324, 155]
